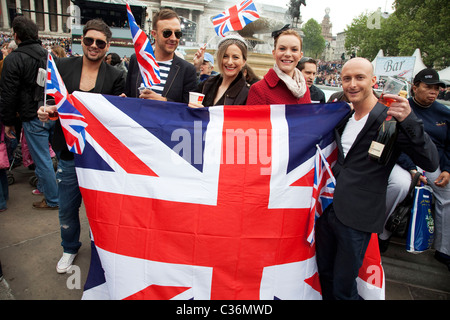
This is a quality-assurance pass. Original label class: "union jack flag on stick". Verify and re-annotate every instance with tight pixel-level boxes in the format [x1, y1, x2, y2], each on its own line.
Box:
[212, 0, 260, 37]
[306, 144, 336, 245]
[126, 2, 160, 87]
[45, 51, 87, 154]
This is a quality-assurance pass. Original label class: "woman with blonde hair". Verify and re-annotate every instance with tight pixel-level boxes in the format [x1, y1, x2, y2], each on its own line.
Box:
[247, 27, 311, 105]
[189, 34, 249, 107]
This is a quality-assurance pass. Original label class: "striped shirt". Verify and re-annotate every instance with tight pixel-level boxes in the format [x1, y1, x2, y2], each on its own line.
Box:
[151, 60, 172, 96]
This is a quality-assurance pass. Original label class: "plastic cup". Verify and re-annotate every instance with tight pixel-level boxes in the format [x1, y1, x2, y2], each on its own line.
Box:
[46, 99, 58, 121]
[189, 92, 205, 105]
[383, 77, 405, 95]
[380, 77, 405, 106]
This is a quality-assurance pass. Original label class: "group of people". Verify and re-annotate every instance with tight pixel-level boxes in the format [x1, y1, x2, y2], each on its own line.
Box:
[40, 36, 72, 56]
[315, 60, 343, 87]
[0, 9, 448, 300]
[0, 32, 14, 46]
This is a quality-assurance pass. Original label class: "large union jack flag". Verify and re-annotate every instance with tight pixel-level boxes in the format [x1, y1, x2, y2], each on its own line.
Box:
[45, 52, 86, 154]
[126, 2, 160, 87]
[212, 0, 260, 37]
[65, 94, 383, 299]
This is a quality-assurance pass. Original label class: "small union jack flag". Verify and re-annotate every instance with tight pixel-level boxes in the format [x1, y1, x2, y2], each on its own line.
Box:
[126, 2, 160, 87]
[45, 51, 87, 154]
[212, 0, 260, 37]
[306, 144, 337, 245]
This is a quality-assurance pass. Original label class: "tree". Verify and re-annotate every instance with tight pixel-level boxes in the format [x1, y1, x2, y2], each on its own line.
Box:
[301, 19, 325, 59]
[344, 11, 401, 61]
[344, 0, 449, 68]
[393, 0, 450, 68]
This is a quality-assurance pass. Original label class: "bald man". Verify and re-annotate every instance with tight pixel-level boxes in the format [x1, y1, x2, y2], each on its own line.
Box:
[315, 58, 439, 300]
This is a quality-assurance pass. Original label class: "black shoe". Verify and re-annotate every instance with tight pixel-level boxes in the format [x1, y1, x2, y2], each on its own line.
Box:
[434, 251, 450, 272]
[378, 237, 390, 253]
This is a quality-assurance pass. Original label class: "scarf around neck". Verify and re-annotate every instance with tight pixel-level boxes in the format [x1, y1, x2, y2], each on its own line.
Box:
[273, 63, 307, 98]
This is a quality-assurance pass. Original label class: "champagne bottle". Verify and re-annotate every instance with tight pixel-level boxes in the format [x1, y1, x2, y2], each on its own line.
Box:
[368, 95, 399, 165]
[369, 116, 398, 165]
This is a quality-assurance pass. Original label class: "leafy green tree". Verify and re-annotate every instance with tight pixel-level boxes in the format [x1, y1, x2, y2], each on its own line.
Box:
[344, 11, 403, 61]
[344, 0, 449, 68]
[393, 0, 450, 68]
[301, 19, 325, 59]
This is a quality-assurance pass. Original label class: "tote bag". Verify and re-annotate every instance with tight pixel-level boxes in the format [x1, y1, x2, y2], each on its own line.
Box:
[0, 128, 10, 169]
[406, 184, 434, 253]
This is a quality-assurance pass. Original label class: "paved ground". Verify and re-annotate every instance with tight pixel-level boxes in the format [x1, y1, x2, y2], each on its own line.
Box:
[0, 166, 449, 300]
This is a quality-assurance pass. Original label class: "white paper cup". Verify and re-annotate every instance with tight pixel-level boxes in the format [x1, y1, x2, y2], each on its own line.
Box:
[189, 92, 205, 105]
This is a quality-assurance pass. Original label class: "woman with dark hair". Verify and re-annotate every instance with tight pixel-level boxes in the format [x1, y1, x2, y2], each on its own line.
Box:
[105, 52, 121, 66]
[105, 52, 127, 79]
[242, 64, 260, 85]
[189, 34, 250, 107]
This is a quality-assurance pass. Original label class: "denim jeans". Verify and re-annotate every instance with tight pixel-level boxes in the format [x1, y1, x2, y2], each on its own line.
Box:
[315, 204, 372, 300]
[0, 169, 8, 210]
[56, 156, 82, 254]
[22, 118, 58, 207]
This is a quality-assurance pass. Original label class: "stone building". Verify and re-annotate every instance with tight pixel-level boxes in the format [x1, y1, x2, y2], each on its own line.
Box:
[1, 0, 287, 52]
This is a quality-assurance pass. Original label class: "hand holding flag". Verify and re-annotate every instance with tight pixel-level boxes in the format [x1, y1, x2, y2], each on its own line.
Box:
[212, 0, 260, 37]
[45, 51, 87, 154]
[126, 2, 160, 88]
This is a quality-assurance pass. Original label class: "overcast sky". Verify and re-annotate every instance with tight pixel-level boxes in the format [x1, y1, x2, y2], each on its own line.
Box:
[254, 0, 395, 35]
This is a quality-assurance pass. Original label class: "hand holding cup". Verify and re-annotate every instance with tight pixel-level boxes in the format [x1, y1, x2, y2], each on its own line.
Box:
[38, 98, 58, 123]
[188, 92, 205, 108]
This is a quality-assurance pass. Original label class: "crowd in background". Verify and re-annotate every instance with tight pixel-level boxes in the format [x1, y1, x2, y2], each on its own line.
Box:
[1, 32, 449, 100]
[315, 60, 342, 87]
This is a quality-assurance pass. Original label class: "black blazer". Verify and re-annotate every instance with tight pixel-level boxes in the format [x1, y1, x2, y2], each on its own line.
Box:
[198, 72, 250, 106]
[52, 56, 125, 159]
[332, 102, 439, 233]
[125, 53, 197, 103]
[56, 56, 125, 95]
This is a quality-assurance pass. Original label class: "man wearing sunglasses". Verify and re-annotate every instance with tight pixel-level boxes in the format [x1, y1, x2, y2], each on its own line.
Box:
[37, 19, 125, 274]
[124, 9, 197, 103]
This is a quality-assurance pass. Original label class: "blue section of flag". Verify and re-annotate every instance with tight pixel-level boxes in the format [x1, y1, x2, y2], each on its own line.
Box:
[83, 241, 106, 292]
[74, 140, 114, 172]
[100, 95, 211, 173]
[285, 102, 349, 174]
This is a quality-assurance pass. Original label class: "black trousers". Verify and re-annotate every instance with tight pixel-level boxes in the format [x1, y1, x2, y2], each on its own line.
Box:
[315, 204, 372, 300]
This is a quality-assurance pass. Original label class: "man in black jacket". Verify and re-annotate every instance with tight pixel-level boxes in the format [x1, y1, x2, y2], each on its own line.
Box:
[124, 9, 196, 102]
[315, 58, 439, 300]
[0, 16, 59, 210]
[297, 57, 325, 103]
[38, 19, 125, 274]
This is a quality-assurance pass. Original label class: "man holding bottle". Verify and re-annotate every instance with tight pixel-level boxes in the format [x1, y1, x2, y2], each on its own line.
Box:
[315, 58, 439, 300]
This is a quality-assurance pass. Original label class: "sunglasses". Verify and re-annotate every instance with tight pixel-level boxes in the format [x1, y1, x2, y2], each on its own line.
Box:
[162, 30, 182, 39]
[82, 37, 107, 49]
